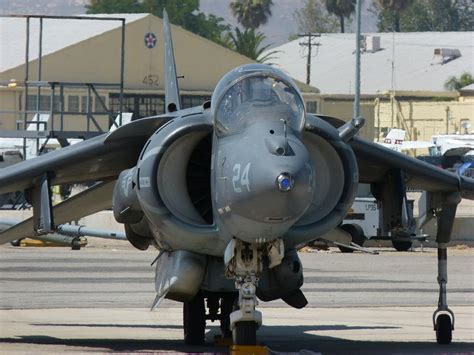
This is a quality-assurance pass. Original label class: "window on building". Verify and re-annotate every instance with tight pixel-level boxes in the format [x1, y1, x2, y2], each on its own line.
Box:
[181, 95, 211, 109]
[68, 96, 79, 112]
[109, 94, 166, 119]
[94, 96, 108, 113]
[306, 101, 318, 113]
[81, 96, 92, 113]
[26, 95, 50, 111]
[52, 96, 61, 112]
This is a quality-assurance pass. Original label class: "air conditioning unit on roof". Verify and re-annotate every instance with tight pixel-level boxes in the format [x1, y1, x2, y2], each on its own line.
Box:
[365, 35, 380, 52]
[433, 48, 461, 64]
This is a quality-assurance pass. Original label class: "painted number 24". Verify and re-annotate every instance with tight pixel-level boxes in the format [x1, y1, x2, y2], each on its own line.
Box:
[232, 163, 251, 193]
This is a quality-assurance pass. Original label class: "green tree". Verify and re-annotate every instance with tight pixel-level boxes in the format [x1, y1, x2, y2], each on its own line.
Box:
[375, 0, 413, 32]
[86, 0, 144, 13]
[227, 27, 277, 62]
[86, 0, 230, 44]
[229, 0, 274, 30]
[324, 0, 356, 33]
[294, 0, 339, 34]
[375, 0, 473, 32]
[444, 72, 474, 91]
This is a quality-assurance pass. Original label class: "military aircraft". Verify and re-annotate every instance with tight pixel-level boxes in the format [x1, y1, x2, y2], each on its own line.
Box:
[1, 10, 473, 347]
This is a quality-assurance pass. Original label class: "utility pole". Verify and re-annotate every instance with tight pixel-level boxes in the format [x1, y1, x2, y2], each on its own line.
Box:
[298, 33, 321, 86]
[353, 0, 362, 118]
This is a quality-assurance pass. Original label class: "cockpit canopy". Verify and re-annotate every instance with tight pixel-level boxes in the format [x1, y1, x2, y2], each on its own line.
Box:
[211, 64, 306, 137]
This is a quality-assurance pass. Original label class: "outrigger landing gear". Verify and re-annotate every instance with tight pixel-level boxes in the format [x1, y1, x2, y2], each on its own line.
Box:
[428, 193, 460, 345]
[433, 244, 454, 345]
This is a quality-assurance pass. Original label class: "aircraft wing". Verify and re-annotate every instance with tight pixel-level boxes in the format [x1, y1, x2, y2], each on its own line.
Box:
[0, 116, 171, 195]
[315, 115, 474, 199]
[352, 135, 474, 199]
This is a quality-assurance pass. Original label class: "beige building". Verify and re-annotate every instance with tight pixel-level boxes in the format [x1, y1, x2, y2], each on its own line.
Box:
[0, 14, 319, 135]
[271, 32, 474, 143]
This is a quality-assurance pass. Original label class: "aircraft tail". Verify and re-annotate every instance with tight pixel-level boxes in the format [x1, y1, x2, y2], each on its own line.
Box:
[163, 9, 181, 113]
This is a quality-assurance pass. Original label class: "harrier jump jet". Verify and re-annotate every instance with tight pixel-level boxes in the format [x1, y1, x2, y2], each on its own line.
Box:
[1, 11, 473, 346]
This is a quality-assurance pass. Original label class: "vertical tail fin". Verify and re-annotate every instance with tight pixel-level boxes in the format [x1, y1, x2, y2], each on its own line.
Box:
[163, 9, 181, 113]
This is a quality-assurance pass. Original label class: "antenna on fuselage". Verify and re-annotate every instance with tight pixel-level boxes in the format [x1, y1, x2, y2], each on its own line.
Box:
[163, 9, 181, 113]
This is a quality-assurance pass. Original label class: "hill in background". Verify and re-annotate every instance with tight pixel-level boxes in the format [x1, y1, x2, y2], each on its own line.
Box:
[1, 0, 377, 47]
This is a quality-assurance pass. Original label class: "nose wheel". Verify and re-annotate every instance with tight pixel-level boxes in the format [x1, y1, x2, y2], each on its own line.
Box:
[230, 275, 262, 345]
[224, 238, 284, 346]
[233, 320, 258, 345]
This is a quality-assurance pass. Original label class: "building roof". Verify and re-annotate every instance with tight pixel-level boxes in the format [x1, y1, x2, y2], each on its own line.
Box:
[269, 32, 474, 95]
[460, 83, 474, 91]
[0, 14, 147, 73]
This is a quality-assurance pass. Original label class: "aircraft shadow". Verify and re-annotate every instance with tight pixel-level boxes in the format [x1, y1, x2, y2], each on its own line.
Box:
[1, 324, 473, 353]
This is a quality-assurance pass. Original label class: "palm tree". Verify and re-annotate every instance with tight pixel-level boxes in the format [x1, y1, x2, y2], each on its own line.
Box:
[376, 0, 414, 32]
[230, 0, 274, 30]
[444, 72, 474, 91]
[324, 0, 356, 33]
[228, 27, 278, 63]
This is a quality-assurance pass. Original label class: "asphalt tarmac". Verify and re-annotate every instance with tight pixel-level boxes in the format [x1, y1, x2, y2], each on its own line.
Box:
[0, 244, 473, 354]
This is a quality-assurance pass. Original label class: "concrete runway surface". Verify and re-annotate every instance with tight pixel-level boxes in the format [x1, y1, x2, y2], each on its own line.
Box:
[0, 245, 473, 354]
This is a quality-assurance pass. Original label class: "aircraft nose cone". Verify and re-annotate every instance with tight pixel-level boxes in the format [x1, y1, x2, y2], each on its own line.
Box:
[276, 172, 294, 192]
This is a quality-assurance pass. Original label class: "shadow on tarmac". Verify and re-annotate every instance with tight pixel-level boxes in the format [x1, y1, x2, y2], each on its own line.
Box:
[30, 322, 399, 331]
[1, 324, 473, 354]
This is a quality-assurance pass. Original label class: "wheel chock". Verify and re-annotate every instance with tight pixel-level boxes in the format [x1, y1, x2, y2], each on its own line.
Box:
[214, 335, 233, 347]
[230, 345, 268, 355]
[20, 239, 57, 247]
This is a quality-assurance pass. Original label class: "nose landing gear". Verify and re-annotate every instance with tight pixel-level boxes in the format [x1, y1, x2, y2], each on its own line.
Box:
[224, 238, 284, 345]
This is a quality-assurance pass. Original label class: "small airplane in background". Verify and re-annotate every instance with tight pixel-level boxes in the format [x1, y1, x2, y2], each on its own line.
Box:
[379, 128, 434, 151]
[1, 10, 473, 347]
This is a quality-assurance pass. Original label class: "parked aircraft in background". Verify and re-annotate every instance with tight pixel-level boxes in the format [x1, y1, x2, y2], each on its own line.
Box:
[1, 10, 473, 346]
[379, 128, 434, 151]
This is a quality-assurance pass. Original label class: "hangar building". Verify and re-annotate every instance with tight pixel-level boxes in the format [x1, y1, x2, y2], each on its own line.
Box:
[0, 13, 319, 139]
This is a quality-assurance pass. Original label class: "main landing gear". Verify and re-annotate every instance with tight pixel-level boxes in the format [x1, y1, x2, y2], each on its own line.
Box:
[182, 291, 238, 345]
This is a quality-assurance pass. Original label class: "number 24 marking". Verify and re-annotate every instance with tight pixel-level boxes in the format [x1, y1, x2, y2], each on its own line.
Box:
[232, 163, 251, 193]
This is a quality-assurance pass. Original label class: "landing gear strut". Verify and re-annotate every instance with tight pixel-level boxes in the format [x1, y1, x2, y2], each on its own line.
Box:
[224, 238, 284, 345]
[230, 274, 262, 345]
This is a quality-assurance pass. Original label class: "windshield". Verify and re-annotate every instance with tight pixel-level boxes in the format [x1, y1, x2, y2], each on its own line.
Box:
[215, 75, 305, 137]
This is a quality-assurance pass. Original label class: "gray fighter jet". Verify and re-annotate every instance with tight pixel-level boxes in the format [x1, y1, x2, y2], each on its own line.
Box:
[1, 10, 473, 346]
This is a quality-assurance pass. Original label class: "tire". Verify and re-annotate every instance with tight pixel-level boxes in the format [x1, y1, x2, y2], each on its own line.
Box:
[338, 224, 365, 253]
[233, 321, 257, 346]
[71, 238, 82, 251]
[183, 291, 206, 345]
[435, 314, 452, 345]
[10, 239, 23, 247]
[392, 240, 412, 252]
